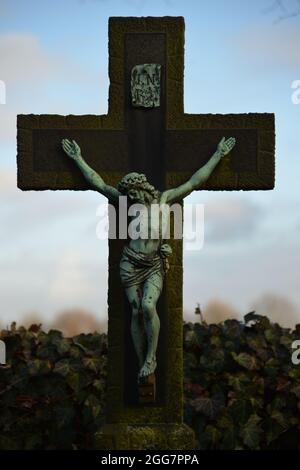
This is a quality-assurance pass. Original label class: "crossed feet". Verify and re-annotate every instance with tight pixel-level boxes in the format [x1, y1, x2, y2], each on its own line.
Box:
[138, 356, 157, 379]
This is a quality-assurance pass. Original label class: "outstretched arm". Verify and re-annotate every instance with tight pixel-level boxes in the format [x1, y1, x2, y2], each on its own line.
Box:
[62, 139, 121, 202]
[161, 137, 236, 204]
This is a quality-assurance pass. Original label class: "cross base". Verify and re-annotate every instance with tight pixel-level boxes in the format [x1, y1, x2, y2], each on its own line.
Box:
[138, 373, 156, 404]
[95, 423, 195, 450]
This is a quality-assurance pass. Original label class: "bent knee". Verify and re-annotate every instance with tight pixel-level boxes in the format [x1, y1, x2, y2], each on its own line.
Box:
[131, 305, 140, 317]
[130, 298, 141, 317]
[142, 298, 155, 319]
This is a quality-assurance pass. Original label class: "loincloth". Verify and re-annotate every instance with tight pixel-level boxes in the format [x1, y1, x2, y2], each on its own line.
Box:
[120, 245, 164, 290]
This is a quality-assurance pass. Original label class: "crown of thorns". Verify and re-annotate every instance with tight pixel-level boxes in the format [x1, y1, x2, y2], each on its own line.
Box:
[117, 172, 150, 194]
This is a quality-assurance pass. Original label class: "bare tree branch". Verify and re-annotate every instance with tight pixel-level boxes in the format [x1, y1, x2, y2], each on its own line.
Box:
[264, 0, 300, 22]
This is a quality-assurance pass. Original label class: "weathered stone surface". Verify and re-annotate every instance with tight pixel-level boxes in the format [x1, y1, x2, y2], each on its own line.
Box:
[131, 63, 161, 108]
[17, 129, 33, 154]
[168, 238, 183, 266]
[165, 308, 184, 348]
[17, 114, 39, 129]
[40, 114, 66, 129]
[202, 153, 238, 190]
[165, 269, 183, 309]
[165, 347, 184, 423]
[65, 115, 101, 129]
[95, 423, 195, 450]
[238, 171, 274, 190]
[259, 150, 275, 178]
[259, 130, 275, 152]
[138, 373, 156, 404]
[33, 129, 129, 173]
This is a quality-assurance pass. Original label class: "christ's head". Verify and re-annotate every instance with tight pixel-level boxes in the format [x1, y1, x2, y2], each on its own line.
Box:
[117, 172, 159, 204]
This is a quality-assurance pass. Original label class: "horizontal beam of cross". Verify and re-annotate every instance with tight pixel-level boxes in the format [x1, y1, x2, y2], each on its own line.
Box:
[17, 111, 274, 191]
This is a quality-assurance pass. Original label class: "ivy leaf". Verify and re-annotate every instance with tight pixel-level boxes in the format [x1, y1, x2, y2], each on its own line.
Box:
[265, 418, 287, 445]
[27, 359, 51, 376]
[83, 357, 102, 373]
[190, 397, 223, 419]
[223, 319, 243, 338]
[270, 410, 290, 429]
[53, 360, 71, 377]
[231, 352, 259, 370]
[205, 425, 221, 448]
[28, 324, 42, 334]
[264, 328, 278, 344]
[244, 312, 261, 324]
[220, 425, 237, 450]
[241, 415, 263, 449]
[56, 338, 71, 355]
[93, 379, 105, 392]
[229, 399, 253, 425]
[84, 394, 102, 419]
[279, 335, 293, 349]
[291, 385, 300, 399]
[55, 406, 75, 429]
[66, 372, 81, 392]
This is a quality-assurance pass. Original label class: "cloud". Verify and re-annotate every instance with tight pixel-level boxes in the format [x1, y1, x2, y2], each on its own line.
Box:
[51, 309, 107, 336]
[49, 250, 101, 305]
[204, 198, 263, 244]
[0, 33, 63, 85]
[183, 196, 263, 251]
[0, 167, 110, 258]
[0, 32, 96, 85]
[0, 236, 108, 327]
[233, 22, 300, 71]
[0, 110, 18, 142]
[0, 33, 102, 141]
[203, 298, 239, 324]
[183, 234, 300, 327]
[251, 292, 299, 328]
[0, 170, 109, 326]
[184, 292, 300, 328]
[0, 167, 15, 195]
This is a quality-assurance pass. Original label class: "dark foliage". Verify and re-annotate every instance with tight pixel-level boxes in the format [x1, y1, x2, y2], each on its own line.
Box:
[1, 314, 300, 449]
[0, 323, 107, 449]
[184, 314, 300, 449]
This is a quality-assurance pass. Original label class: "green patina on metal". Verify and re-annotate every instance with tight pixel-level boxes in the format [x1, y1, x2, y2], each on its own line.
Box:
[61, 136, 236, 383]
[131, 64, 161, 108]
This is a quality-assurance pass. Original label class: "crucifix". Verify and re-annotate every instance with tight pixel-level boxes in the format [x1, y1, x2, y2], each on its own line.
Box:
[17, 17, 275, 450]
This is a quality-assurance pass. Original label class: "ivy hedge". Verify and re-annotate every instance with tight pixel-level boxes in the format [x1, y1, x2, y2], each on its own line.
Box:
[1, 313, 300, 450]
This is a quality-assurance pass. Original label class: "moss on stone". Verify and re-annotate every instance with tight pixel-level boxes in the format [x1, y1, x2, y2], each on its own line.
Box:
[95, 423, 195, 450]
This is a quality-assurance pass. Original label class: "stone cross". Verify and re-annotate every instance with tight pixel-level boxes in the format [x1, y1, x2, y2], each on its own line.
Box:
[17, 17, 275, 450]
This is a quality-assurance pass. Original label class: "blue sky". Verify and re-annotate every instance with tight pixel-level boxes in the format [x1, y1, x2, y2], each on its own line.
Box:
[1, 0, 300, 328]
